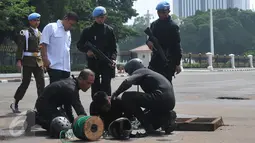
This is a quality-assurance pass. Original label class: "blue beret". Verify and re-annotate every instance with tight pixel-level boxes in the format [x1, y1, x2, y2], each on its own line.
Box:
[92, 6, 107, 17]
[156, 1, 170, 11]
[28, 13, 41, 21]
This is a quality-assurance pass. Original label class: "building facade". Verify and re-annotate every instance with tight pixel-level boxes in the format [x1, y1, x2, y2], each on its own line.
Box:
[130, 45, 152, 68]
[173, 0, 251, 18]
[233, 0, 250, 10]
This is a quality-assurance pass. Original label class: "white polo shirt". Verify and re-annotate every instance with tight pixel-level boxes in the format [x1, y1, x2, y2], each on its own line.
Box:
[40, 20, 71, 72]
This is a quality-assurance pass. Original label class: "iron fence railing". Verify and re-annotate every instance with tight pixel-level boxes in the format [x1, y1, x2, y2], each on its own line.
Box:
[182, 53, 251, 68]
[0, 45, 253, 73]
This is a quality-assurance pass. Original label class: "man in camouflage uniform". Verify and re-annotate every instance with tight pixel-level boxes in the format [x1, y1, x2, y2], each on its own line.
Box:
[10, 13, 45, 113]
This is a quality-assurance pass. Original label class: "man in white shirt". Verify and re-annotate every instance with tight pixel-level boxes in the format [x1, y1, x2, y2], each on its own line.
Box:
[40, 12, 78, 84]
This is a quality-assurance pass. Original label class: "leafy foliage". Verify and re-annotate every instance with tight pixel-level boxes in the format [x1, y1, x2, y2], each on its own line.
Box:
[0, 0, 35, 43]
[118, 15, 148, 51]
[0, 0, 138, 43]
[180, 8, 255, 55]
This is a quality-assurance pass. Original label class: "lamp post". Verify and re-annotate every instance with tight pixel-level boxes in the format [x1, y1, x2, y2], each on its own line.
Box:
[145, 10, 153, 39]
[210, 0, 215, 55]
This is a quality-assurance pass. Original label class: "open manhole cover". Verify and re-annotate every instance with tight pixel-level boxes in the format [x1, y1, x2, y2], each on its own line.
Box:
[217, 97, 250, 100]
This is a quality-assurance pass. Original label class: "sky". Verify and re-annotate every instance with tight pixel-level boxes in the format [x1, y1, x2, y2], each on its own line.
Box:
[127, 0, 255, 25]
[126, 0, 173, 25]
[251, 0, 255, 9]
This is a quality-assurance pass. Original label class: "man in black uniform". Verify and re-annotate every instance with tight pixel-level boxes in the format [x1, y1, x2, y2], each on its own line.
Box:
[147, 1, 182, 84]
[89, 91, 124, 129]
[77, 6, 117, 98]
[24, 69, 95, 133]
[111, 58, 176, 134]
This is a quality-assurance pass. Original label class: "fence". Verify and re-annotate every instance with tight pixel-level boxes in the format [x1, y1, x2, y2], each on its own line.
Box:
[0, 44, 89, 73]
[0, 44, 254, 73]
[0, 44, 133, 73]
[182, 53, 253, 68]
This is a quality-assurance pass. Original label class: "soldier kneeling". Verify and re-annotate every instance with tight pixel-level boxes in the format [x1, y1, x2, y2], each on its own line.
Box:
[111, 58, 177, 135]
[23, 69, 95, 137]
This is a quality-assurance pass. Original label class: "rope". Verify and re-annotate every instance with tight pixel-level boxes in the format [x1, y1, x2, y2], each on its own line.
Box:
[59, 130, 72, 143]
[72, 116, 90, 139]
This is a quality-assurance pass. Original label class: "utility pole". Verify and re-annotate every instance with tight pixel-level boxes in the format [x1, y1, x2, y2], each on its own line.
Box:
[136, 10, 153, 92]
[210, 0, 215, 55]
[144, 10, 154, 39]
[144, 10, 153, 27]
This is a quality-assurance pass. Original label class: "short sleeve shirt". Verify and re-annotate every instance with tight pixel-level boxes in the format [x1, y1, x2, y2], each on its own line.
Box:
[40, 20, 71, 72]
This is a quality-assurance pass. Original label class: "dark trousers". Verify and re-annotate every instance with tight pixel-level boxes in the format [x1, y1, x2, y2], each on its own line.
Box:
[36, 104, 67, 131]
[47, 68, 70, 84]
[120, 91, 174, 127]
[91, 72, 112, 98]
[14, 66, 45, 101]
[149, 65, 173, 84]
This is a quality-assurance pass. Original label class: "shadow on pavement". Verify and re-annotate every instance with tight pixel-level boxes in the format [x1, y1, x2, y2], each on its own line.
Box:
[0, 113, 25, 119]
[0, 129, 50, 141]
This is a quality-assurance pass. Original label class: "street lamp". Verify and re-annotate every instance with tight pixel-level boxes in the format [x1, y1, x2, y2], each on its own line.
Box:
[145, 10, 154, 39]
[210, 0, 215, 55]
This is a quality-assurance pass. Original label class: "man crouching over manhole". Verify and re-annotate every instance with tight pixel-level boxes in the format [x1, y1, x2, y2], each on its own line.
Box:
[111, 58, 177, 136]
[23, 69, 94, 138]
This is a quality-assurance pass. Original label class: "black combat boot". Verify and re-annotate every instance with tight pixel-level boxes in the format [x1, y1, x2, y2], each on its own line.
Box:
[161, 110, 177, 134]
[24, 110, 36, 133]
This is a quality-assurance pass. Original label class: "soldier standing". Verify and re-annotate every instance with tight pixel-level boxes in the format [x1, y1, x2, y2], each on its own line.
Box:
[10, 13, 45, 113]
[146, 1, 182, 84]
[77, 6, 117, 98]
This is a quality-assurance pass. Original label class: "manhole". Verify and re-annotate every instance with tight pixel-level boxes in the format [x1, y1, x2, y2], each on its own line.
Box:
[217, 97, 250, 100]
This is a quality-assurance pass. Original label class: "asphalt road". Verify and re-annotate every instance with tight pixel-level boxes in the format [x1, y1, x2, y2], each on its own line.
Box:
[0, 71, 255, 143]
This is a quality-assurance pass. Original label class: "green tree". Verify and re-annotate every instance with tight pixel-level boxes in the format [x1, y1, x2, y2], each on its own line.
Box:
[171, 14, 178, 20]
[65, 0, 93, 43]
[118, 16, 148, 51]
[132, 16, 147, 35]
[94, 0, 138, 40]
[0, 0, 139, 44]
[0, 0, 35, 43]
[180, 8, 255, 55]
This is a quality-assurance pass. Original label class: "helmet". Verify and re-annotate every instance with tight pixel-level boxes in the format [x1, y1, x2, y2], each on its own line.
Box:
[92, 6, 107, 17]
[28, 13, 41, 21]
[108, 117, 132, 140]
[50, 116, 71, 138]
[156, 1, 170, 11]
[124, 58, 144, 75]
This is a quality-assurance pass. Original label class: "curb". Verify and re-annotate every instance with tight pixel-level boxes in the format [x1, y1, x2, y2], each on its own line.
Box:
[0, 74, 128, 83]
[1, 68, 254, 83]
[215, 68, 255, 72]
[183, 68, 255, 72]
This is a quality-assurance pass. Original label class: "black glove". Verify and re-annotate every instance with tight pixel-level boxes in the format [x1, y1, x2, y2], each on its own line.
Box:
[111, 92, 118, 101]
